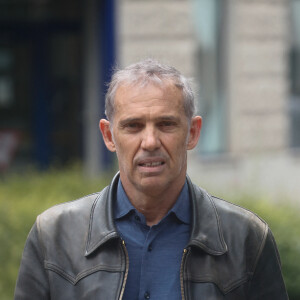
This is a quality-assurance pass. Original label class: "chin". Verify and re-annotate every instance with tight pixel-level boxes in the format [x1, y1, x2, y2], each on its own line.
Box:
[138, 176, 171, 193]
[139, 176, 162, 187]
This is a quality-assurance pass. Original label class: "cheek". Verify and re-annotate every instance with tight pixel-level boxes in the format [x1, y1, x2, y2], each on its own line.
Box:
[175, 144, 189, 167]
[115, 138, 138, 163]
[165, 134, 188, 155]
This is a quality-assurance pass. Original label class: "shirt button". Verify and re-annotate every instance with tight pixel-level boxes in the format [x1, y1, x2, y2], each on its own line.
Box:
[144, 291, 150, 299]
[134, 215, 141, 222]
[148, 245, 152, 252]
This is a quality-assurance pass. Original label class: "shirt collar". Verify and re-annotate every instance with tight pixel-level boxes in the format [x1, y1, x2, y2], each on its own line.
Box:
[114, 179, 190, 225]
[169, 181, 190, 224]
[114, 179, 135, 219]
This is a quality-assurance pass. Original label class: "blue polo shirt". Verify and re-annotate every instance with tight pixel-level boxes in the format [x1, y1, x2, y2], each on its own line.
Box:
[114, 180, 191, 300]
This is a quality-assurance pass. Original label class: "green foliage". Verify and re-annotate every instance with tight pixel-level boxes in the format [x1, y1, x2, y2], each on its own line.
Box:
[233, 196, 300, 300]
[1, 169, 299, 299]
[0, 166, 111, 300]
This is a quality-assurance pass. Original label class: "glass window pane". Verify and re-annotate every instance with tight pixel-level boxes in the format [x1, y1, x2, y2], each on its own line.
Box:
[192, 0, 227, 154]
[289, 0, 300, 147]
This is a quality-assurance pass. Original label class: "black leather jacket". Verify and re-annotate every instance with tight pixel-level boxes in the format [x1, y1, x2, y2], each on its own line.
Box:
[15, 173, 288, 299]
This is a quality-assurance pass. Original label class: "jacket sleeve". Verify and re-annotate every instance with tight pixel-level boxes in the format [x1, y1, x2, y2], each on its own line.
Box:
[248, 228, 289, 300]
[14, 222, 50, 300]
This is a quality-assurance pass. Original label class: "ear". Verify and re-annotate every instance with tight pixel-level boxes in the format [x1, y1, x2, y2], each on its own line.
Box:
[99, 119, 116, 152]
[187, 116, 202, 150]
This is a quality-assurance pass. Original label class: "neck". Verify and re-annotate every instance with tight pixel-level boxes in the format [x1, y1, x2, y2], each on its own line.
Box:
[121, 176, 186, 227]
[132, 194, 177, 226]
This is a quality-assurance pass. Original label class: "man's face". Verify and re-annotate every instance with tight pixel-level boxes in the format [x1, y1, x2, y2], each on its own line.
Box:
[101, 82, 201, 197]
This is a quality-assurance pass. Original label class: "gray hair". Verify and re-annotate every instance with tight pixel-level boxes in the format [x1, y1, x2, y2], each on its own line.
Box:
[105, 59, 196, 122]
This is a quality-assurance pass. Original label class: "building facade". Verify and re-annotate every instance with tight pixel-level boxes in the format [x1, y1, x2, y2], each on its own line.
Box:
[118, 0, 300, 200]
[1, 0, 300, 199]
[0, 0, 116, 174]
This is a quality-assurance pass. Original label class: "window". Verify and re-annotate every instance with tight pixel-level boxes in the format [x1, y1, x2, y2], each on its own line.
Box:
[289, 0, 300, 147]
[0, 49, 14, 108]
[192, 0, 228, 154]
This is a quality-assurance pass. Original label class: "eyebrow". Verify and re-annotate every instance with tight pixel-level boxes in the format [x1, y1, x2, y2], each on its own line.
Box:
[155, 115, 181, 124]
[118, 115, 180, 127]
[118, 117, 143, 127]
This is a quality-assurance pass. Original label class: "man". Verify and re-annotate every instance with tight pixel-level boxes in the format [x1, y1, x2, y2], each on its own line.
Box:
[15, 59, 288, 299]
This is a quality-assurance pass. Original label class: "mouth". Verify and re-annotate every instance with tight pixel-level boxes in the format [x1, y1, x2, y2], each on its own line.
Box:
[138, 161, 165, 167]
[136, 157, 166, 174]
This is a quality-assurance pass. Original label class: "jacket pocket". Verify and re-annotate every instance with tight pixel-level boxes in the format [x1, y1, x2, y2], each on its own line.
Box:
[44, 261, 124, 299]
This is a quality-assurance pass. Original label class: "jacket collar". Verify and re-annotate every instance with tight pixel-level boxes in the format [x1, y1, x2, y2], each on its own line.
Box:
[85, 173, 120, 256]
[85, 173, 227, 256]
[186, 176, 227, 255]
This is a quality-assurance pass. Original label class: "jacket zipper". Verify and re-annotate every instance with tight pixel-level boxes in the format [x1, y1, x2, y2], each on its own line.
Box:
[119, 239, 129, 300]
[180, 248, 189, 300]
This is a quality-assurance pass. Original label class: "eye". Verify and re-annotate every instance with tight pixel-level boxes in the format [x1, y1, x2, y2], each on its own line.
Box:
[128, 122, 141, 128]
[124, 122, 144, 132]
[158, 121, 177, 131]
[159, 121, 176, 127]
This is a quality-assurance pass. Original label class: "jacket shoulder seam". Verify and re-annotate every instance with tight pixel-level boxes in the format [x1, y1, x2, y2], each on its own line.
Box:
[211, 196, 267, 226]
[250, 225, 269, 275]
[39, 191, 103, 213]
[35, 191, 103, 260]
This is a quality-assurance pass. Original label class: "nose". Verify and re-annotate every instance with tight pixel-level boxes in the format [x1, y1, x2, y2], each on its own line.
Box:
[141, 126, 161, 151]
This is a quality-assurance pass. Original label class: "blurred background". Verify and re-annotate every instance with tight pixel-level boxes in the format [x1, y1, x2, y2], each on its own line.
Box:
[0, 0, 300, 199]
[0, 0, 300, 299]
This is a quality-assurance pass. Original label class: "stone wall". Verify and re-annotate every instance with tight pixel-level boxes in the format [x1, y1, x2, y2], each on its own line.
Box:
[117, 0, 300, 201]
[228, 0, 290, 153]
[117, 0, 196, 77]
[118, 0, 291, 154]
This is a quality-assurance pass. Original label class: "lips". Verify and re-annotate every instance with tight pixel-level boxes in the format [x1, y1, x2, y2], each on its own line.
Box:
[139, 161, 164, 167]
[137, 159, 165, 175]
[136, 156, 166, 169]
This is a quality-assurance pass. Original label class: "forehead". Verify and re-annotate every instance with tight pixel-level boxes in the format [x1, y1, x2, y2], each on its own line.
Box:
[114, 82, 184, 110]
